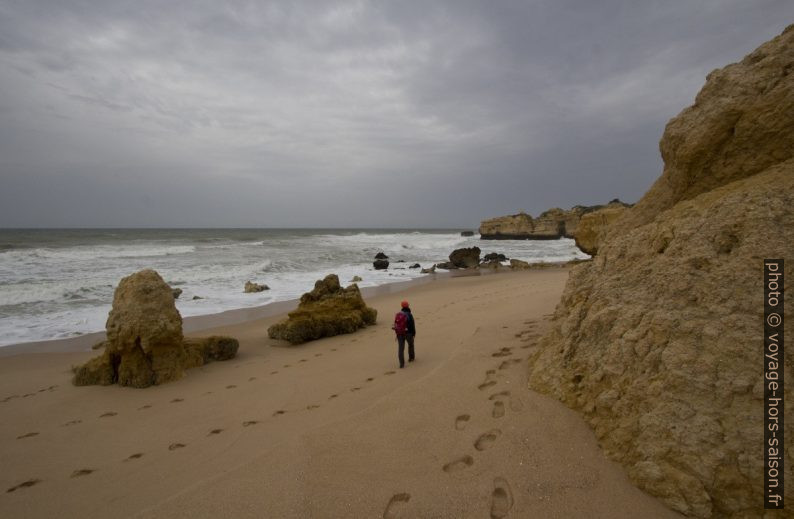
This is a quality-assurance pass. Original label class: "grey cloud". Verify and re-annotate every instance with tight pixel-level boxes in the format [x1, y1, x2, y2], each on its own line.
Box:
[0, 1, 792, 228]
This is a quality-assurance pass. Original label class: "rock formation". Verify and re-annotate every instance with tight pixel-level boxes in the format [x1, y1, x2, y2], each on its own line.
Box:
[460, 230, 475, 236]
[527, 26, 794, 518]
[244, 281, 269, 293]
[373, 259, 389, 270]
[573, 204, 629, 255]
[449, 247, 481, 268]
[479, 200, 629, 240]
[171, 287, 183, 299]
[483, 252, 508, 262]
[267, 274, 377, 344]
[508, 259, 531, 269]
[350, 275, 363, 282]
[421, 265, 436, 274]
[374, 252, 389, 259]
[73, 270, 239, 388]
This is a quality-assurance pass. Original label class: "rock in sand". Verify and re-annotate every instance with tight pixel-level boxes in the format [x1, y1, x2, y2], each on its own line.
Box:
[267, 274, 377, 345]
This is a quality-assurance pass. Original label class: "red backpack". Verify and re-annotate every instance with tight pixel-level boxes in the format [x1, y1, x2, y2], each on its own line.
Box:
[393, 311, 408, 335]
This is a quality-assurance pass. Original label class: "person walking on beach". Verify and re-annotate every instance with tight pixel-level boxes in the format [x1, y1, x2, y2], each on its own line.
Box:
[392, 300, 416, 368]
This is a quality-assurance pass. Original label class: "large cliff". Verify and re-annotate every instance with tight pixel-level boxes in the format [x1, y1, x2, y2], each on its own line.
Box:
[528, 26, 793, 518]
[479, 200, 628, 240]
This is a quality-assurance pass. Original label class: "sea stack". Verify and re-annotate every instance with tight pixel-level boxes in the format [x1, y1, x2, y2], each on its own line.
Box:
[527, 26, 794, 518]
[73, 269, 239, 388]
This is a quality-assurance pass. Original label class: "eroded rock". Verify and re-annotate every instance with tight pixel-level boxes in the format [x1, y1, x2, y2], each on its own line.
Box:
[267, 274, 377, 344]
[73, 270, 238, 388]
[479, 201, 629, 240]
[573, 205, 629, 255]
[528, 27, 794, 518]
[449, 247, 481, 268]
[244, 281, 269, 293]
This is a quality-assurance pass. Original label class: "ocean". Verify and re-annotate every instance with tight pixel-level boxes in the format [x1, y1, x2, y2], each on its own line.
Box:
[0, 228, 588, 347]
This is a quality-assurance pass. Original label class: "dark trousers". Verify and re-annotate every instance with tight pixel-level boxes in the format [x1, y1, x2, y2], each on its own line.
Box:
[397, 334, 415, 367]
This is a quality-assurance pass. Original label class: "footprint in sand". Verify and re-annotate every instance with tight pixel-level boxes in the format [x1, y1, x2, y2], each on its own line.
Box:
[70, 469, 95, 478]
[299, 359, 308, 363]
[208, 429, 223, 435]
[442, 455, 474, 473]
[474, 429, 502, 451]
[329, 394, 339, 399]
[383, 492, 411, 519]
[273, 410, 286, 416]
[478, 380, 497, 391]
[226, 385, 237, 389]
[351, 387, 361, 392]
[283, 364, 291, 368]
[492, 347, 513, 358]
[62, 420, 82, 427]
[490, 477, 514, 518]
[454, 414, 470, 431]
[366, 377, 375, 382]
[314, 353, 323, 357]
[384, 371, 396, 376]
[170, 398, 184, 403]
[168, 443, 186, 451]
[16, 432, 39, 439]
[270, 371, 279, 375]
[6, 479, 41, 493]
[138, 405, 152, 410]
[331, 348, 337, 352]
[248, 377, 257, 382]
[242, 421, 259, 427]
[1, 394, 20, 403]
[488, 390, 510, 401]
[125, 453, 144, 461]
[492, 401, 505, 419]
[99, 412, 117, 418]
[306, 405, 320, 410]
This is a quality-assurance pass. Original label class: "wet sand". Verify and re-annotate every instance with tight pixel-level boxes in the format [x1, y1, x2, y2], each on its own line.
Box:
[0, 268, 680, 518]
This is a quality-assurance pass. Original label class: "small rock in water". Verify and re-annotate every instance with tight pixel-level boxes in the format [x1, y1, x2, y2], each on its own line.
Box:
[244, 281, 269, 293]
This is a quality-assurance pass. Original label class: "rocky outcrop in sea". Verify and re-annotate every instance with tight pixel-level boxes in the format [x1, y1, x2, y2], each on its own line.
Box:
[527, 26, 794, 518]
[479, 200, 629, 240]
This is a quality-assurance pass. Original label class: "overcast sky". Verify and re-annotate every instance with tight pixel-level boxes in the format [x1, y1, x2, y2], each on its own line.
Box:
[1, 1, 792, 228]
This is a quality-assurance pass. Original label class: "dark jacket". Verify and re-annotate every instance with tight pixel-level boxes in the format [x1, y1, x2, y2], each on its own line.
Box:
[402, 307, 416, 336]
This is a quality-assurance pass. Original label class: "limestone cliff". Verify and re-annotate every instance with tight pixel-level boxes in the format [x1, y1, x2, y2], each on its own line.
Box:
[528, 26, 794, 518]
[480, 200, 628, 240]
[573, 205, 629, 255]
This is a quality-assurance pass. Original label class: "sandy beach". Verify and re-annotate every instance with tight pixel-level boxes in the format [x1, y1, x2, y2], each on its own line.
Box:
[0, 268, 680, 518]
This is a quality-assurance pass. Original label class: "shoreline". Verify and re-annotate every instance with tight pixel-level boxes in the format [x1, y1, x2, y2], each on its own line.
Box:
[0, 266, 521, 357]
